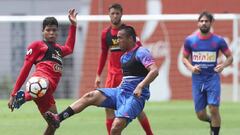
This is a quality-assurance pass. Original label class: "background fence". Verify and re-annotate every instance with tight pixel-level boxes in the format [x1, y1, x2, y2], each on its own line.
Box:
[0, 14, 239, 102]
[0, 0, 239, 101]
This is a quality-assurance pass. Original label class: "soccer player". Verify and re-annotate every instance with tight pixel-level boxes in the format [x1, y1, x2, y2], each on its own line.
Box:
[182, 11, 233, 135]
[7, 9, 78, 135]
[45, 26, 159, 135]
[95, 3, 154, 135]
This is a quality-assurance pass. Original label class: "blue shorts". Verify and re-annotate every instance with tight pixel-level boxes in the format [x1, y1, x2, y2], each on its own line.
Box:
[192, 73, 221, 112]
[97, 88, 145, 123]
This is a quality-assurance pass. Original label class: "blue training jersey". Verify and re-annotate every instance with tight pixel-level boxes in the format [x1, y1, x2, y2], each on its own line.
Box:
[119, 46, 154, 100]
[184, 32, 230, 76]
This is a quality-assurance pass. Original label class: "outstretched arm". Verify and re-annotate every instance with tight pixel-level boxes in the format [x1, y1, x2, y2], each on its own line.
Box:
[68, 9, 78, 26]
[61, 9, 78, 56]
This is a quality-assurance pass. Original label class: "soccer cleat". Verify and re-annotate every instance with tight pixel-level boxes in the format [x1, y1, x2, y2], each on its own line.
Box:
[12, 90, 26, 110]
[45, 111, 60, 128]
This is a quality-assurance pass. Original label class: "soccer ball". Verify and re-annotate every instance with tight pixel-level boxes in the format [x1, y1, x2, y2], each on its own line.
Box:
[26, 77, 48, 98]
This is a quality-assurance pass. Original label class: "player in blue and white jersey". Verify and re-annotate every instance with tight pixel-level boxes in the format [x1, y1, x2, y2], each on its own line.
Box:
[182, 11, 233, 135]
[44, 26, 158, 135]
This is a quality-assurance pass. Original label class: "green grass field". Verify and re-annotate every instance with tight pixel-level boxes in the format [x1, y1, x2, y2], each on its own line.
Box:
[0, 100, 239, 135]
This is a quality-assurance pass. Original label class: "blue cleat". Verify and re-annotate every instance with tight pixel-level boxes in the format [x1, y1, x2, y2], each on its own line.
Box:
[12, 90, 26, 110]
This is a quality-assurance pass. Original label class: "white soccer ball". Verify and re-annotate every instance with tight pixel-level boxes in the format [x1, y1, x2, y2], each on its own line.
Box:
[26, 77, 48, 98]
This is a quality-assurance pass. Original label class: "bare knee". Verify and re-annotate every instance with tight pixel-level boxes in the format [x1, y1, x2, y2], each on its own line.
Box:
[82, 91, 98, 104]
[209, 105, 220, 116]
[82, 90, 105, 105]
[111, 118, 127, 135]
[196, 111, 207, 121]
[208, 105, 221, 126]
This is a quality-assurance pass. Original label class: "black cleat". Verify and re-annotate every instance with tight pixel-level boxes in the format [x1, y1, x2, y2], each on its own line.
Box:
[45, 111, 60, 128]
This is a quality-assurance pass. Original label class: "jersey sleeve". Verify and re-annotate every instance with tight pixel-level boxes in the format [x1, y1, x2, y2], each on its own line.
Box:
[183, 38, 191, 56]
[219, 37, 230, 54]
[11, 57, 34, 96]
[135, 47, 155, 68]
[60, 25, 77, 56]
[25, 41, 42, 63]
[96, 29, 109, 76]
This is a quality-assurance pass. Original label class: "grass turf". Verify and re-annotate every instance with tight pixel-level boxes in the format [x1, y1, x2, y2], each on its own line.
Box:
[0, 100, 239, 135]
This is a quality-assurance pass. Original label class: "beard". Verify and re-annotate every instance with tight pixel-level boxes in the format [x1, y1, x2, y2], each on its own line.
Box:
[200, 26, 210, 34]
[111, 19, 121, 25]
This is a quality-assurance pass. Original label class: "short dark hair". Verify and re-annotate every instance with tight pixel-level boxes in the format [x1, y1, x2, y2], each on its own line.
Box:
[42, 17, 58, 30]
[108, 3, 123, 13]
[120, 26, 137, 42]
[198, 11, 214, 23]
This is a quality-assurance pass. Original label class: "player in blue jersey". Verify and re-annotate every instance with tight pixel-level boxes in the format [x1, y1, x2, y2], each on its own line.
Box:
[182, 11, 233, 135]
[44, 26, 159, 135]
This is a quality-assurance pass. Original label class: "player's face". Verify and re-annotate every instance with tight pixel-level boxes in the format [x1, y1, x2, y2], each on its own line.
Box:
[198, 16, 212, 34]
[117, 30, 130, 52]
[109, 8, 122, 26]
[42, 25, 58, 43]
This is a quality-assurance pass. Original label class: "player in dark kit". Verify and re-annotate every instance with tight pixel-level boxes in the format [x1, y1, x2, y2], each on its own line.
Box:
[95, 3, 154, 135]
[182, 11, 233, 135]
[7, 9, 77, 135]
[45, 26, 158, 135]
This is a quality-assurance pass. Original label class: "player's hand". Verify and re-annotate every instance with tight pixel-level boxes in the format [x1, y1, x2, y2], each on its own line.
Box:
[68, 9, 78, 26]
[133, 85, 143, 98]
[191, 65, 201, 74]
[214, 64, 224, 73]
[94, 75, 101, 88]
[8, 95, 15, 112]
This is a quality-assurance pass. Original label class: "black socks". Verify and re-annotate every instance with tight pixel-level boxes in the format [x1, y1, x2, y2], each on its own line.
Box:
[210, 126, 220, 135]
[58, 106, 75, 122]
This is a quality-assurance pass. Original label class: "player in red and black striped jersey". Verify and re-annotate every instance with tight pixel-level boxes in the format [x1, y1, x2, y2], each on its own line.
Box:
[94, 3, 153, 135]
[7, 9, 77, 135]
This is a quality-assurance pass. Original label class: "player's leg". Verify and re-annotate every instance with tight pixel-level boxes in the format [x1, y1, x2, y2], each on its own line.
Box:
[196, 109, 211, 123]
[45, 90, 109, 128]
[42, 104, 58, 135]
[70, 90, 107, 113]
[34, 85, 57, 135]
[137, 111, 154, 135]
[104, 73, 122, 135]
[207, 74, 221, 135]
[114, 93, 146, 134]
[110, 117, 127, 135]
[105, 108, 115, 135]
[208, 105, 221, 135]
[196, 108, 212, 135]
[192, 82, 211, 123]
